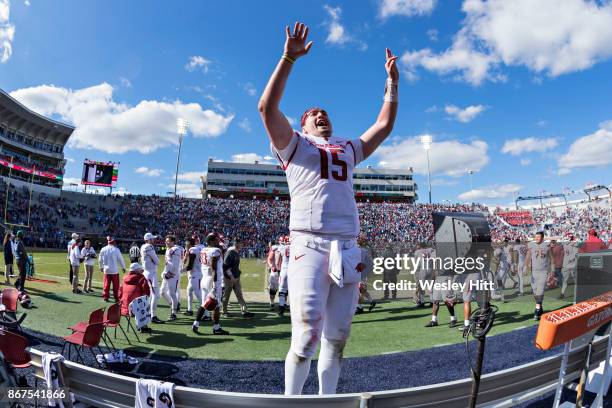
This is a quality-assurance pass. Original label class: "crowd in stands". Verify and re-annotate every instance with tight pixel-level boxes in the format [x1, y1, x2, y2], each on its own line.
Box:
[1, 181, 610, 254]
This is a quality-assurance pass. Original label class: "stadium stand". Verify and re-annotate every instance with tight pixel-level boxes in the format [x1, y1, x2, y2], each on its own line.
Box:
[1, 180, 610, 253]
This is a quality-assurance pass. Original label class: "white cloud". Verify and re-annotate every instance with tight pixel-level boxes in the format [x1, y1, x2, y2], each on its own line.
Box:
[242, 82, 257, 97]
[119, 77, 132, 88]
[374, 135, 489, 177]
[65, 157, 75, 163]
[444, 104, 486, 123]
[431, 178, 459, 186]
[520, 158, 531, 166]
[177, 171, 206, 183]
[323, 5, 367, 50]
[379, 0, 437, 18]
[185, 55, 212, 73]
[402, 0, 612, 85]
[10, 83, 234, 154]
[458, 183, 521, 201]
[24, 0, 30, 5]
[238, 118, 251, 133]
[324, 5, 350, 45]
[135, 167, 164, 177]
[536, 120, 548, 128]
[501, 137, 558, 156]
[231, 153, 273, 164]
[557, 121, 612, 174]
[427, 28, 438, 41]
[425, 105, 438, 113]
[170, 183, 202, 198]
[0, 0, 15, 63]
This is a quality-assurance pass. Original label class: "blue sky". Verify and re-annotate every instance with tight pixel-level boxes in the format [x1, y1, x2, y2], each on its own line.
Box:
[2, 0, 612, 205]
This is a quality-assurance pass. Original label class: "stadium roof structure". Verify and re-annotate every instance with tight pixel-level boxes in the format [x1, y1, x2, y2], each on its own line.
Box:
[0, 88, 74, 147]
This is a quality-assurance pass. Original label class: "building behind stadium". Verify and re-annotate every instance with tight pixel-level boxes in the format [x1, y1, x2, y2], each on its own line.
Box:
[205, 159, 417, 202]
[0, 88, 73, 195]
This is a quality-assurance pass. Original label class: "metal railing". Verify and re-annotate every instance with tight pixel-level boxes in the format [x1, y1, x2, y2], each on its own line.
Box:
[28, 336, 608, 408]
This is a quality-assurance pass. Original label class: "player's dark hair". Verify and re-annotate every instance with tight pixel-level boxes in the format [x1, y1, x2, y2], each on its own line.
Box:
[535, 231, 544, 238]
[166, 235, 176, 243]
[515, 238, 521, 243]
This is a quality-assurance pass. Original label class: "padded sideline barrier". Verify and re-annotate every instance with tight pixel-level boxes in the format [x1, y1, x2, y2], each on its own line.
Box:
[29, 336, 608, 408]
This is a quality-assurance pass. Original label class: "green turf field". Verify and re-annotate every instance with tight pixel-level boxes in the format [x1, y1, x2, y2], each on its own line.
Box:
[14, 251, 573, 361]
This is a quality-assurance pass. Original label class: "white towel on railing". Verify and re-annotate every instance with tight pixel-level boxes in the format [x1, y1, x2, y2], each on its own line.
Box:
[135, 379, 175, 408]
[41, 352, 71, 407]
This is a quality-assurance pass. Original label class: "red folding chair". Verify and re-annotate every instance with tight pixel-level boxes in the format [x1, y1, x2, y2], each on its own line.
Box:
[0, 330, 31, 368]
[104, 302, 132, 345]
[61, 323, 106, 368]
[120, 301, 141, 343]
[68, 307, 105, 333]
[1, 288, 25, 332]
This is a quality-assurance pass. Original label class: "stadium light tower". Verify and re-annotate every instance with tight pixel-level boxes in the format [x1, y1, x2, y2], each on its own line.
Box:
[420, 134, 433, 204]
[174, 118, 190, 200]
[467, 169, 474, 201]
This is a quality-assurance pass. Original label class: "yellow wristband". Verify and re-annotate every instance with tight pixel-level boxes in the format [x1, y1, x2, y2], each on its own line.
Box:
[282, 54, 295, 64]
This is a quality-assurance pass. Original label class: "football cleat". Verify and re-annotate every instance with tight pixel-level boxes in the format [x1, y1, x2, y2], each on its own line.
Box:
[167, 314, 177, 322]
[242, 311, 255, 318]
[368, 301, 377, 312]
[355, 307, 364, 315]
[213, 327, 229, 335]
[449, 320, 458, 328]
[184, 310, 194, 316]
[278, 305, 286, 316]
[192, 324, 199, 334]
[151, 316, 164, 324]
[425, 320, 439, 327]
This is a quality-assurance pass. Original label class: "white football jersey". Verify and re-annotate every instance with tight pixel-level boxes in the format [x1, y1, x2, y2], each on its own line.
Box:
[272, 131, 364, 237]
[413, 248, 435, 272]
[562, 243, 579, 269]
[188, 244, 204, 278]
[140, 243, 159, 272]
[278, 244, 290, 271]
[200, 246, 223, 279]
[164, 245, 184, 275]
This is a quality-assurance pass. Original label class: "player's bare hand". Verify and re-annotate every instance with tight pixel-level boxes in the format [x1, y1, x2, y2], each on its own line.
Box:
[385, 48, 399, 81]
[284, 22, 314, 60]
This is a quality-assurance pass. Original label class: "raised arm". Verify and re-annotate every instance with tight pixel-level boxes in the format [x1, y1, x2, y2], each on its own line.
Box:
[258, 22, 313, 150]
[359, 48, 399, 159]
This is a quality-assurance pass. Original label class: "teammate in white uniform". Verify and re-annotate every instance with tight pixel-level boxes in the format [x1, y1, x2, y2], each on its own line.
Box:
[266, 241, 280, 310]
[413, 242, 435, 307]
[560, 236, 579, 299]
[193, 233, 229, 335]
[140, 233, 164, 324]
[184, 235, 204, 316]
[160, 235, 183, 321]
[513, 239, 528, 296]
[277, 235, 291, 316]
[258, 21, 398, 395]
[526, 231, 553, 320]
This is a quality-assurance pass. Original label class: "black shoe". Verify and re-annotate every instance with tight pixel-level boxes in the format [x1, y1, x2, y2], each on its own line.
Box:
[425, 320, 439, 327]
[355, 307, 364, 315]
[192, 324, 199, 334]
[415, 302, 425, 308]
[242, 311, 254, 318]
[167, 314, 177, 322]
[269, 304, 275, 311]
[534, 309, 543, 321]
[151, 316, 164, 324]
[73, 289, 82, 294]
[213, 327, 229, 335]
[139, 327, 152, 333]
[368, 301, 377, 312]
[278, 305, 286, 316]
[103, 298, 110, 303]
[177, 303, 181, 312]
[184, 310, 194, 316]
[557, 293, 565, 300]
[449, 320, 458, 328]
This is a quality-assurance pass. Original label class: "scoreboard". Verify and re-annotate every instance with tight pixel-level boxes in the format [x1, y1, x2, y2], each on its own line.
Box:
[81, 160, 119, 187]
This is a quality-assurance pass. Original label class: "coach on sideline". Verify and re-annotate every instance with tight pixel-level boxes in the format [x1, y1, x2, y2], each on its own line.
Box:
[67, 232, 78, 284]
[222, 241, 254, 318]
[99, 236, 125, 302]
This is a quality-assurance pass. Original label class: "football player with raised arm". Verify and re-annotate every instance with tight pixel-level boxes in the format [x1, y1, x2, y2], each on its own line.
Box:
[258, 21, 398, 395]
